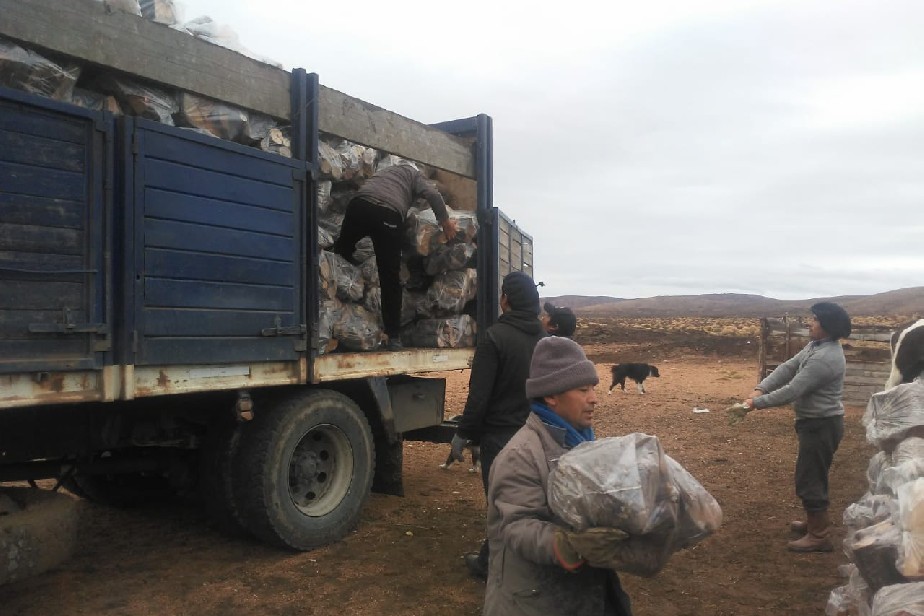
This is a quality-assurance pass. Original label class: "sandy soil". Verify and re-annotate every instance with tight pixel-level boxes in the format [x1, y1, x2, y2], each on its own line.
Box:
[0, 320, 874, 615]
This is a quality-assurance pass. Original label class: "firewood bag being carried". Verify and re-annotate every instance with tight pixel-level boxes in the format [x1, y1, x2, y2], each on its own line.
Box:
[548, 433, 723, 577]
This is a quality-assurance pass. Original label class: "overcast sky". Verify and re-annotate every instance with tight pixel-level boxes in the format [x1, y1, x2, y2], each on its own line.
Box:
[181, 0, 923, 300]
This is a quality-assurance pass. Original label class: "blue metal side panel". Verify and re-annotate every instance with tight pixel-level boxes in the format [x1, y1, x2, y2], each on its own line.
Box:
[129, 120, 306, 365]
[0, 86, 112, 373]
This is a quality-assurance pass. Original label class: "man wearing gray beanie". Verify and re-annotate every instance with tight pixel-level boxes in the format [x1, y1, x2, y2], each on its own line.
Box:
[453, 271, 544, 580]
[482, 337, 633, 616]
[733, 301, 851, 554]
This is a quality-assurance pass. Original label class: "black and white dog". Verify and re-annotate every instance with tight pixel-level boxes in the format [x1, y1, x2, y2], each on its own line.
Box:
[439, 414, 481, 472]
[608, 363, 660, 394]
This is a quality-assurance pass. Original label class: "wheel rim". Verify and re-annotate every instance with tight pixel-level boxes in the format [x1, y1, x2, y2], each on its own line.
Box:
[287, 424, 353, 517]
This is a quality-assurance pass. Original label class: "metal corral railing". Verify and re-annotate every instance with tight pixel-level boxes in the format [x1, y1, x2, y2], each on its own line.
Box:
[758, 317, 896, 406]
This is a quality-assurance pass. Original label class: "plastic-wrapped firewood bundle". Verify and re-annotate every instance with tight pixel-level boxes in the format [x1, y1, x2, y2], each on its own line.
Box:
[70, 88, 122, 114]
[844, 492, 899, 535]
[400, 256, 432, 291]
[897, 478, 924, 580]
[826, 564, 871, 616]
[548, 434, 722, 577]
[175, 92, 248, 140]
[335, 141, 376, 181]
[333, 304, 382, 352]
[362, 287, 383, 326]
[869, 581, 924, 615]
[400, 315, 475, 349]
[881, 439, 924, 497]
[427, 269, 477, 315]
[424, 241, 476, 276]
[844, 519, 905, 595]
[869, 451, 894, 495]
[318, 251, 363, 302]
[864, 380, 924, 452]
[406, 207, 478, 257]
[318, 298, 344, 355]
[140, 0, 181, 25]
[0, 39, 81, 101]
[401, 291, 431, 326]
[260, 127, 291, 158]
[319, 141, 343, 180]
[91, 74, 177, 125]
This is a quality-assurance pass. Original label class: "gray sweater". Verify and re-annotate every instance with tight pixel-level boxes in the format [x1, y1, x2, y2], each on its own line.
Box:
[754, 339, 846, 419]
[355, 164, 449, 223]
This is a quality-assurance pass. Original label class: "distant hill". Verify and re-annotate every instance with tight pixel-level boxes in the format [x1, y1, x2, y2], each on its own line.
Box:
[543, 287, 924, 317]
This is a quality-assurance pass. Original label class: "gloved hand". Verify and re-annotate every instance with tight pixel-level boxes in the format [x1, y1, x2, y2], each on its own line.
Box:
[726, 402, 752, 426]
[450, 433, 468, 462]
[553, 527, 629, 571]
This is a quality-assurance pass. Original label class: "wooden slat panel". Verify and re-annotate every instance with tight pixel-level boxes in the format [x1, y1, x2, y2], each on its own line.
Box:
[144, 159, 294, 212]
[845, 375, 891, 386]
[145, 189, 293, 236]
[145, 249, 295, 287]
[0, 129, 85, 172]
[144, 219, 294, 260]
[0, 161, 85, 201]
[143, 308, 294, 337]
[140, 337, 297, 365]
[0, 281, 83, 310]
[143, 129, 295, 187]
[144, 278, 293, 311]
[0, 101, 86, 144]
[0, 222, 82, 255]
[0, 194, 84, 229]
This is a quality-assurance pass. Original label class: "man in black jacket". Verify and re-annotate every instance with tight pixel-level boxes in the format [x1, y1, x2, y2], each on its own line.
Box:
[450, 271, 545, 580]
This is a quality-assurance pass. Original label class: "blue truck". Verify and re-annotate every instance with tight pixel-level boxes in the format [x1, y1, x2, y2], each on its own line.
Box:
[0, 0, 534, 550]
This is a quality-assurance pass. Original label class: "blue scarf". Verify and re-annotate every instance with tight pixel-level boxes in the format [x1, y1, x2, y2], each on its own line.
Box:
[531, 401, 594, 448]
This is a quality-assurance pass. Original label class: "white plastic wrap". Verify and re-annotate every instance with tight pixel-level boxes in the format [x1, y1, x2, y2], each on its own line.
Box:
[870, 581, 924, 615]
[0, 40, 80, 101]
[869, 451, 893, 495]
[406, 207, 478, 257]
[401, 291, 431, 326]
[897, 478, 924, 579]
[175, 92, 247, 140]
[92, 74, 177, 125]
[864, 380, 924, 451]
[424, 241, 476, 276]
[140, 0, 181, 24]
[319, 141, 342, 180]
[881, 438, 924, 497]
[548, 435, 722, 576]
[845, 519, 905, 594]
[844, 492, 899, 535]
[427, 269, 476, 315]
[317, 298, 344, 355]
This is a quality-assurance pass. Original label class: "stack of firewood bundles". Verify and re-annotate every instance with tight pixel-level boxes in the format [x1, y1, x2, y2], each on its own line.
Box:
[548, 434, 723, 577]
[316, 149, 479, 354]
[0, 3, 287, 153]
[826, 379, 924, 616]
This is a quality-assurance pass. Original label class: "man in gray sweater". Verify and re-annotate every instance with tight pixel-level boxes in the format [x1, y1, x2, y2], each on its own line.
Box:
[737, 302, 852, 552]
[333, 163, 457, 350]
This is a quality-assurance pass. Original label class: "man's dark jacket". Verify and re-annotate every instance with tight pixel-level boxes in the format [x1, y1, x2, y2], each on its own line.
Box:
[457, 310, 545, 440]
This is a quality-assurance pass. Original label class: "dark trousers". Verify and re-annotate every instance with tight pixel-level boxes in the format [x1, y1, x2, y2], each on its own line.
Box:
[475, 427, 521, 568]
[794, 416, 844, 512]
[332, 198, 403, 338]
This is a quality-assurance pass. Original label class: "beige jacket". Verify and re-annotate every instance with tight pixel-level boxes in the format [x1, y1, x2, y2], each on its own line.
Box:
[484, 413, 631, 616]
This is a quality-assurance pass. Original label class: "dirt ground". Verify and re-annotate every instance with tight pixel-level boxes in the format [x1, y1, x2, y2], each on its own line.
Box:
[0, 319, 875, 616]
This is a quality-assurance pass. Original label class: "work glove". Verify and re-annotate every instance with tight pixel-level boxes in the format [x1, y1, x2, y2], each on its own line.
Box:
[726, 402, 752, 426]
[450, 433, 468, 462]
[553, 527, 629, 571]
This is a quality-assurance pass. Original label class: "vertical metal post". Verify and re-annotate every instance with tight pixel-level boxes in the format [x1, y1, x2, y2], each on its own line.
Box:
[474, 114, 497, 334]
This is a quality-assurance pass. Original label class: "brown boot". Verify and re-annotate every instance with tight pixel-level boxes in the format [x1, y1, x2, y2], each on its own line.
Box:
[787, 510, 833, 552]
[790, 520, 807, 534]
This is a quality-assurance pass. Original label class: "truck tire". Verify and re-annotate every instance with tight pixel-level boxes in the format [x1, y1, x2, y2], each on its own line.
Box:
[0, 487, 79, 585]
[198, 419, 248, 536]
[233, 390, 375, 551]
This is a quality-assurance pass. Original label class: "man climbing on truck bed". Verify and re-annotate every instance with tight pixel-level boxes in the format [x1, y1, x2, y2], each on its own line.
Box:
[333, 162, 458, 350]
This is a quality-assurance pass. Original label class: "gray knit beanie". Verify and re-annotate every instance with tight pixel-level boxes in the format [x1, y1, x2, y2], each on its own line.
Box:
[525, 337, 599, 398]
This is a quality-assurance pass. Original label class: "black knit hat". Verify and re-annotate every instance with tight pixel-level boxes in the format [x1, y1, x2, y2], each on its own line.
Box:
[543, 302, 577, 338]
[810, 302, 852, 340]
[525, 337, 599, 398]
[502, 271, 540, 314]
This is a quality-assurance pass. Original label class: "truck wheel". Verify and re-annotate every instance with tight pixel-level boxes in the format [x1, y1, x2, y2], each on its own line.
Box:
[198, 420, 248, 536]
[234, 390, 374, 550]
